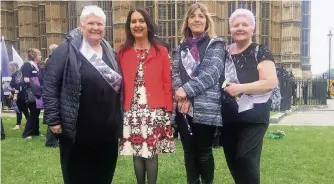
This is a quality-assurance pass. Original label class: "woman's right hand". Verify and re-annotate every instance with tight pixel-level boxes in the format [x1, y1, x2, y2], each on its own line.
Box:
[50, 124, 62, 134]
[177, 100, 191, 114]
[13, 94, 18, 102]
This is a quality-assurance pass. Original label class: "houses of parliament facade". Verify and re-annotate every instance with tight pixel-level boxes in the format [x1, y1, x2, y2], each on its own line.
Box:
[1, 0, 311, 78]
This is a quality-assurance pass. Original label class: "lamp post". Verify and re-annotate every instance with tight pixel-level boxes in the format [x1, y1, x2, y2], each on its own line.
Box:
[328, 30, 332, 99]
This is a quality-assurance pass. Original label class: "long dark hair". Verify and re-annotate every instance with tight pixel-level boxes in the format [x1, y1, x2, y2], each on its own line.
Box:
[118, 8, 160, 55]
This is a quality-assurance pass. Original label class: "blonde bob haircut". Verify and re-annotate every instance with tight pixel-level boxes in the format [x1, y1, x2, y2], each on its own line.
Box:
[180, 3, 217, 42]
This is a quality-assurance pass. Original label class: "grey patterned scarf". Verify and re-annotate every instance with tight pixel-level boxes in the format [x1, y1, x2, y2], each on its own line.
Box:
[80, 38, 122, 93]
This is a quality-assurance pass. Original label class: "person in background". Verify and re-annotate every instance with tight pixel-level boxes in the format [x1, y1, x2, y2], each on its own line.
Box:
[43, 6, 122, 184]
[44, 44, 58, 65]
[221, 9, 277, 184]
[172, 3, 226, 184]
[1, 74, 5, 140]
[9, 61, 29, 130]
[43, 44, 59, 148]
[0, 118, 4, 140]
[118, 8, 175, 184]
[21, 48, 42, 139]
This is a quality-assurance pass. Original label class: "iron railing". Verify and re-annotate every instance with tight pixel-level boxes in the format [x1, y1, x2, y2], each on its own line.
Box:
[277, 68, 327, 111]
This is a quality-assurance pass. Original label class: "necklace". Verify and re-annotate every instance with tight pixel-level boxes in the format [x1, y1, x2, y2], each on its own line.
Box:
[134, 43, 151, 59]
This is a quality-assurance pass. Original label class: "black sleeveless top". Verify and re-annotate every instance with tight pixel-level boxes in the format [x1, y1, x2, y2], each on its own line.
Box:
[222, 43, 275, 124]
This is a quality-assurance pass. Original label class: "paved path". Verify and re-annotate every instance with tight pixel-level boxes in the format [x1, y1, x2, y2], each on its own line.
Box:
[327, 99, 334, 110]
[277, 99, 334, 126]
[2, 100, 334, 126]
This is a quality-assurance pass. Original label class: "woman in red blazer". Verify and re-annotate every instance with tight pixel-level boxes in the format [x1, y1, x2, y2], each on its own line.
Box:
[118, 8, 175, 184]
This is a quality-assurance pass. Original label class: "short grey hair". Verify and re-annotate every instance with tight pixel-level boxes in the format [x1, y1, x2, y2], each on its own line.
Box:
[80, 5, 106, 25]
[229, 9, 255, 29]
[9, 61, 19, 70]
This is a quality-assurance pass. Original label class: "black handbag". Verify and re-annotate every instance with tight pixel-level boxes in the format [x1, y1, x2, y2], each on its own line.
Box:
[25, 87, 36, 103]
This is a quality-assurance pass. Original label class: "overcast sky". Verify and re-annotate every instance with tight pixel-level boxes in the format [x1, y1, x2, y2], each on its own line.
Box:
[310, 0, 334, 75]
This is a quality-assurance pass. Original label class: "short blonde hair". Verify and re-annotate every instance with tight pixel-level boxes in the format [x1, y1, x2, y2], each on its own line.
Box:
[180, 3, 217, 42]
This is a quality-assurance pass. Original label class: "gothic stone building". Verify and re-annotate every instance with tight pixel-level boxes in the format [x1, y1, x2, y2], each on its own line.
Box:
[0, 0, 311, 78]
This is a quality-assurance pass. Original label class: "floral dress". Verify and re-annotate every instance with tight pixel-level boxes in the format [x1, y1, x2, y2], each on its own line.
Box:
[119, 48, 175, 158]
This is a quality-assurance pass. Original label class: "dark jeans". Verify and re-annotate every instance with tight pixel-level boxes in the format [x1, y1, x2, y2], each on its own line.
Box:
[176, 113, 216, 184]
[59, 138, 119, 184]
[212, 127, 222, 148]
[221, 122, 269, 184]
[16, 99, 29, 126]
[22, 102, 41, 138]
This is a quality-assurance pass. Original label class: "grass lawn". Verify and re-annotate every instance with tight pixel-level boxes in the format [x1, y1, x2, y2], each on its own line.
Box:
[1, 117, 334, 184]
[270, 111, 277, 116]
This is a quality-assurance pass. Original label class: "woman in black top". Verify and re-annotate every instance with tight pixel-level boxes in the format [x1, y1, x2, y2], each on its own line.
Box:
[21, 48, 42, 139]
[9, 61, 29, 130]
[221, 9, 278, 184]
[43, 5, 122, 184]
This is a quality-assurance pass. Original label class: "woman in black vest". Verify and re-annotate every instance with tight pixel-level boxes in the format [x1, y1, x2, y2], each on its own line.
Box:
[43, 5, 123, 184]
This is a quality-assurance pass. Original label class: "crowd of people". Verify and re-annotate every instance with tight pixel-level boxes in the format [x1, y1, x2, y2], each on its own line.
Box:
[1, 45, 59, 147]
[2, 3, 278, 184]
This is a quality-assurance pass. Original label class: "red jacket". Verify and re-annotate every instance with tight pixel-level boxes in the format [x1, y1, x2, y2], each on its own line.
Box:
[119, 44, 173, 112]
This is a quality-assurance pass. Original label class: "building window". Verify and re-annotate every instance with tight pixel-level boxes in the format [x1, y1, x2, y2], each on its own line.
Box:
[261, 2, 270, 19]
[169, 38, 175, 52]
[167, 22, 171, 37]
[238, 1, 245, 9]
[146, 7, 154, 20]
[158, 5, 166, 20]
[168, 4, 175, 20]
[170, 21, 175, 36]
[68, 2, 77, 31]
[261, 20, 269, 35]
[261, 36, 269, 47]
[252, 2, 256, 15]
[146, 1, 153, 6]
[177, 20, 183, 35]
[177, 3, 185, 18]
[99, 1, 113, 46]
[228, 2, 236, 17]
[293, 63, 299, 68]
[158, 22, 166, 36]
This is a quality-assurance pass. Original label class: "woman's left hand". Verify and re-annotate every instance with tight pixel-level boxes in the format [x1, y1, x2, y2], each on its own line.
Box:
[175, 87, 187, 101]
[224, 83, 243, 97]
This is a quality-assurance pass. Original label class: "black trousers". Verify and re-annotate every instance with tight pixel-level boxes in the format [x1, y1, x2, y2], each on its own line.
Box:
[176, 114, 216, 184]
[221, 122, 269, 184]
[22, 102, 41, 138]
[16, 99, 29, 126]
[1, 118, 5, 140]
[59, 138, 119, 184]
